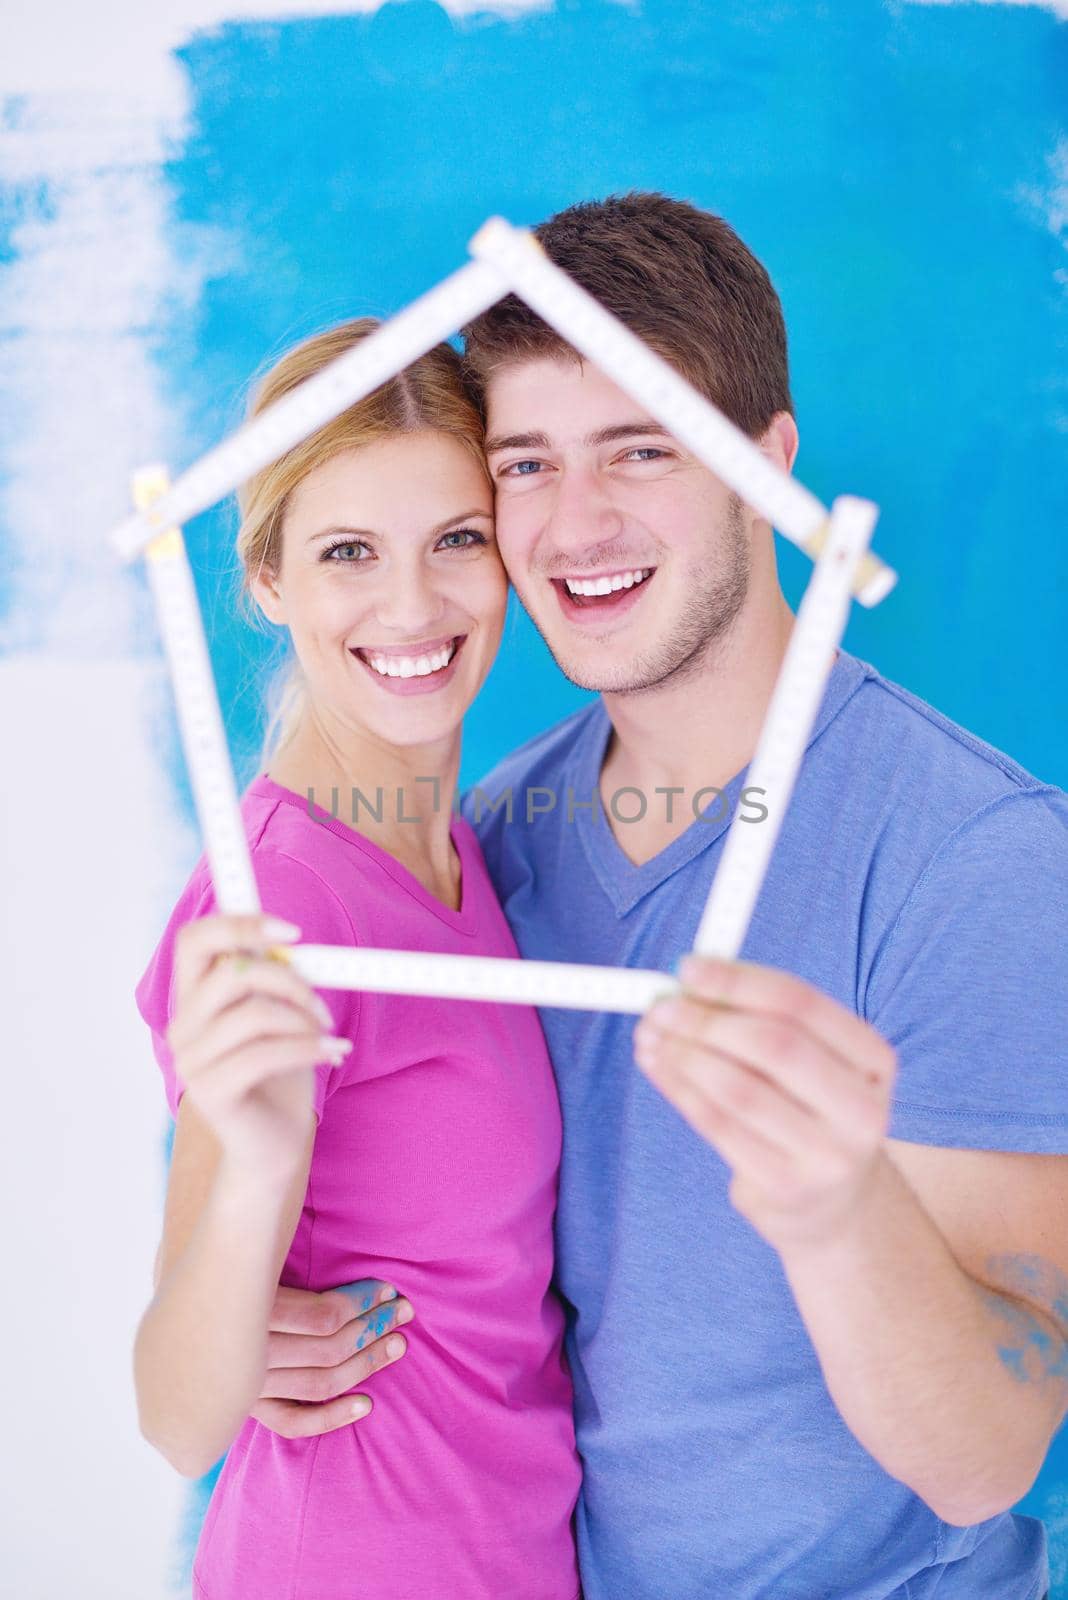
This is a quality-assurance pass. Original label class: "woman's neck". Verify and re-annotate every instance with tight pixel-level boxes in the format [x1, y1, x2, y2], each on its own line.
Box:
[264, 716, 463, 904]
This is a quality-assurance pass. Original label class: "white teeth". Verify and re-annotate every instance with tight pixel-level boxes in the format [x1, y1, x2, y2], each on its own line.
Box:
[564, 568, 652, 597]
[363, 640, 457, 678]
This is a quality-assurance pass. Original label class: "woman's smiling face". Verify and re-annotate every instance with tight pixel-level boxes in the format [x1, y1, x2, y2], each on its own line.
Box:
[251, 430, 507, 751]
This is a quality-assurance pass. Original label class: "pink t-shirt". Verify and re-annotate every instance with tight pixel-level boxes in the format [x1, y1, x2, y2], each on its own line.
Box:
[135, 774, 582, 1600]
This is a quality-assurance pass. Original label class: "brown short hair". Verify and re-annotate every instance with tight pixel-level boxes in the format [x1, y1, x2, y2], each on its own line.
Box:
[461, 191, 793, 439]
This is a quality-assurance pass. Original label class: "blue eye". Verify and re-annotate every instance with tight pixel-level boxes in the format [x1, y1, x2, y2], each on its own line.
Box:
[438, 528, 488, 550]
[322, 539, 370, 563]
[321, 529, 487, 564]
[624, 448, 667, 462]
[502, 460, 542, 477]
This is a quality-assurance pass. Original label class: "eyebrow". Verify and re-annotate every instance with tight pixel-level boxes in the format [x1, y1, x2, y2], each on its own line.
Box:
[484, 420, 675, 455]
[306, 508, 492, 546]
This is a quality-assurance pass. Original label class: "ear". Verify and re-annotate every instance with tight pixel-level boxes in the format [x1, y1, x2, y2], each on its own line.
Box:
[759, 411, 800, 477]
[249, 558, 286, 627]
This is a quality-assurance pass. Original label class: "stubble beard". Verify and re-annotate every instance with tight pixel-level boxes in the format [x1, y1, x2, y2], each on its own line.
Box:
[532, 493, 751, 695]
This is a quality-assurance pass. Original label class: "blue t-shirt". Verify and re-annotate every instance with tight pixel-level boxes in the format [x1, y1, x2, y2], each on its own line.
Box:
[462, 647, 1068, 1600]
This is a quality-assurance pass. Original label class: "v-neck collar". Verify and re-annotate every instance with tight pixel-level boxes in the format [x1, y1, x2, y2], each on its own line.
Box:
[246, 773, 479, 936]
[571, 648, 870, 918]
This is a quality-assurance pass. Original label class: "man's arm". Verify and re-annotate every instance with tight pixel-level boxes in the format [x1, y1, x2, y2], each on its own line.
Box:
[634, 953, 1068, 1525]
[778, 1139, 1068, 1524]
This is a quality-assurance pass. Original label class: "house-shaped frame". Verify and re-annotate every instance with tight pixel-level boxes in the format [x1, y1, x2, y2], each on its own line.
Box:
[111, 217, 895, 1017]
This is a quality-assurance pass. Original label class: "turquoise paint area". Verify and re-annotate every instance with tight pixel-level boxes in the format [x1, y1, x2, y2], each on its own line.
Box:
[162, 0, 1068, 796]
[149, 0, 1068, 1588]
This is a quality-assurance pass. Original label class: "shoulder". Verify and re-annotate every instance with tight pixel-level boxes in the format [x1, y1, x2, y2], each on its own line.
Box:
[839, 651, 1046, 798]
[843, 658, 1068, 996]
[830, 651, 1064, 865]
[134, 788, 362, 1038]
[819, 655, 1067, 982]
[236, 778, 366, 943]
[874, 780, 1068, 952]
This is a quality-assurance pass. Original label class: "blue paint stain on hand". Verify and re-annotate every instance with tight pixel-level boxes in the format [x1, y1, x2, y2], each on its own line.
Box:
[355, 1305, 399, 1351]
[333, 1279, 398, 1316]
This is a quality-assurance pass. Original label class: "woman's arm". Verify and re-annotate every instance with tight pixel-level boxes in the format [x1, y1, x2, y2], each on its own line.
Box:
[133, 911, 350, 1478]
[134, 1098, 314, 1478]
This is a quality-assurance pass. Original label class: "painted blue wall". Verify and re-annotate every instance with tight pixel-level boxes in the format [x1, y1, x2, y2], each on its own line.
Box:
[161, 0, 1068, 1587]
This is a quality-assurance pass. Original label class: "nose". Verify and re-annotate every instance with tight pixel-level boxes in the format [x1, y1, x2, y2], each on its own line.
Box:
[372, 553, 449, 640]
[544, 463, 625, 562]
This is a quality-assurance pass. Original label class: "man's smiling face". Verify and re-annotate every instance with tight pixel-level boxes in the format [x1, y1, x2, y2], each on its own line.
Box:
[484, 354, 754, 695]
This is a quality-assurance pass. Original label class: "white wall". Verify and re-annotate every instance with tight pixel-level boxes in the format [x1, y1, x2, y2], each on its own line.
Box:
[0, 4, 541, 1593]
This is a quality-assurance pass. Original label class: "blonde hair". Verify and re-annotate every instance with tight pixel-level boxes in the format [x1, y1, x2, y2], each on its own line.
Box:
[234, 318, 488, 770]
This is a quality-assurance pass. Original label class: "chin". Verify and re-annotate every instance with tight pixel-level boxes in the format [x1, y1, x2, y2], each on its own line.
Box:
[545, 649, 648, 695]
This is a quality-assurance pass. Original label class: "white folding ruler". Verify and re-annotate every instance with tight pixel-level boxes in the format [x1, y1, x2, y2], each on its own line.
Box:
[113, 260, 508, 562]
[120, 218, 891, 1014]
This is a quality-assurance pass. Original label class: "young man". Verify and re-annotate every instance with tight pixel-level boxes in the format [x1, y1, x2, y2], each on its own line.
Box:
[253, 194, 1067, 1598]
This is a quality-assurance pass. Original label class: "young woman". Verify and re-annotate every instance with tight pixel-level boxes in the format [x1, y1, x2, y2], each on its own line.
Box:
[133, 321, 582, 1600]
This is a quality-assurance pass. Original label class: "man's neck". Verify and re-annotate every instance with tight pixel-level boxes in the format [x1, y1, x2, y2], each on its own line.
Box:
[597, 592, 797, 866]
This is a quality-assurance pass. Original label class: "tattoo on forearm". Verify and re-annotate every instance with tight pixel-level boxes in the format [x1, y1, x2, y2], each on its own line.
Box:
[975, 1252, 1068, 1384]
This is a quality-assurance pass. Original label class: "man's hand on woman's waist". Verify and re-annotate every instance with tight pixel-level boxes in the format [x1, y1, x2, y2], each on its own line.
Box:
[253, 1279, 413, 1438]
